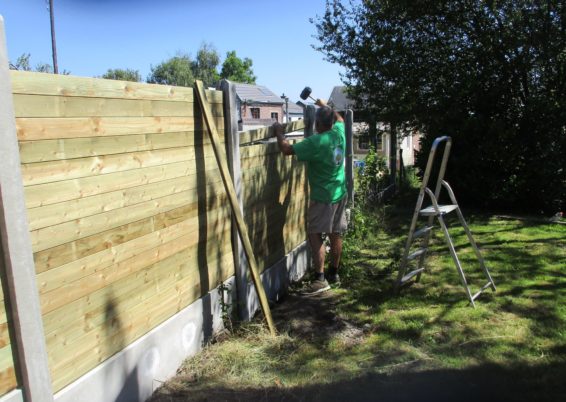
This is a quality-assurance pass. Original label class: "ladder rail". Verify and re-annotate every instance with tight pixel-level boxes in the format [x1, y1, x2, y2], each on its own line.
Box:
[441, 181, 497, 291]
[396, 136, 452, 290]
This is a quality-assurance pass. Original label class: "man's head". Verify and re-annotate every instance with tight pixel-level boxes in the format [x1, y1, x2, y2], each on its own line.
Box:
[315, 106, 336, 133]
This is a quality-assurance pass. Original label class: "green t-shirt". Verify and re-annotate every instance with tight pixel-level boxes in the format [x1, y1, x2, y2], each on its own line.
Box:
[292, 121, 347, 203]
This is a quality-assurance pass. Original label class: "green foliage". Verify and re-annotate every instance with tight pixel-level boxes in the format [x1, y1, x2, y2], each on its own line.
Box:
[220, 50, 256, 84]
[9, 53, 57, 73]
[192, 43, 221, 88]
[357, 147, 389, 206]
[102, 68, 141, 82]
[313, 0, 565, 214]
[147, 53, 195, 86]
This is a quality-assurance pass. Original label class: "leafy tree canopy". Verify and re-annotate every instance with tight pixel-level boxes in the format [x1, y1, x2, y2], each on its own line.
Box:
[147, 52, 195, 86]
[314, 0, 565, 213]
[192, 42, 220, 88]
[10, 53, 53, 73]
[102, 68, 141, 82]
[220, 50, 256, 84]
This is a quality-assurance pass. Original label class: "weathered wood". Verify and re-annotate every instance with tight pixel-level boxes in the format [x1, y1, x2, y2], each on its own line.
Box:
[24, 157, 221, 208]
[13, 94, 223, 118]
[239, 120, 305, 145]
[19, 131, 213, 163]
[10, 70, 223, 103]
[0, 344, 16, 395]
[194, 80, 276, 336]
[0, 17, 54, 401]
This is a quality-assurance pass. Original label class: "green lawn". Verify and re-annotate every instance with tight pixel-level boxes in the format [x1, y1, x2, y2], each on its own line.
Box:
[150, 198, 566, 402]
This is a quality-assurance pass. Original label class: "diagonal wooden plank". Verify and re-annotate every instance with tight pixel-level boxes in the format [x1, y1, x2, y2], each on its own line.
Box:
[193, 80, 276, 336]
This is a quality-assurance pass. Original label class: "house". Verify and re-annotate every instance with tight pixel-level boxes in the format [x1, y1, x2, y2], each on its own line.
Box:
[234, 83, 285, 130]
[327, 86, 421, 166]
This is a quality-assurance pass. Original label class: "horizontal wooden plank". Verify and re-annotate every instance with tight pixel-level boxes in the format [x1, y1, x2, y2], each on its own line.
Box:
[16, 116, 225, 141]
[43, 247, 234, 355]
[47, 251, 234, 392]
[19, 131, 216, 163]
[24, 156, 222, 208]
[36, 206, 232, 296]
[32, 185, 231, 273]
[39, 219, 232, 314]
[13, 94, 223, 118]
[239, 120, 304, 145]
[10, 70, 223, 103]
[0, 344, 16, 396]
[27, 173, 224, 231]
[31, 184, 229, 253]
[22, 143, 222, 186]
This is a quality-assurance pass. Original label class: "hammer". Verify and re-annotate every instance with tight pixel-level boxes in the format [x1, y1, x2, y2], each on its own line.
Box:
[300, 86, 317, 102]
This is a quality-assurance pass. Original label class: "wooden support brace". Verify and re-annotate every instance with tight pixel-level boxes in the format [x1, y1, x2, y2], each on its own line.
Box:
[193, 80, 276, 336]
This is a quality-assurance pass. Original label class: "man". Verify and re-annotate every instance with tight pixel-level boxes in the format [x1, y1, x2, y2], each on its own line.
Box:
[272, 99, 347, 294]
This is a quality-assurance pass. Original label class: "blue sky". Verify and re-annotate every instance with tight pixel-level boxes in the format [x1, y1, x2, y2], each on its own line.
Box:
[1, 0, 345, 102]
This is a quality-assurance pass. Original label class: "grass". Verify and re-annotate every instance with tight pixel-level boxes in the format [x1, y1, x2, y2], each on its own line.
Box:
[150, 189, 566, 402]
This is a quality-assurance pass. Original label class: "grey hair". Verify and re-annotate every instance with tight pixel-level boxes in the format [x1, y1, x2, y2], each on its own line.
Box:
[315, 106, 336, 130]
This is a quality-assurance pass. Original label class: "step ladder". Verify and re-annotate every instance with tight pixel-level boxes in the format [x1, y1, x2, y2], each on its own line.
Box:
[395, 136, 496, 307]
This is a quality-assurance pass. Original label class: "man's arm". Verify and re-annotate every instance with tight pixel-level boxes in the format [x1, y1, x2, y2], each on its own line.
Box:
[315, 98, 344, 122]
[273, 122, 295, 156]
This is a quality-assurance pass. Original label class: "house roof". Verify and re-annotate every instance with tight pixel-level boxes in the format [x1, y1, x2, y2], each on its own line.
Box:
[287, 102, 304, 115]
[328, 86, 355, 111]
[234, 83, 284, 104]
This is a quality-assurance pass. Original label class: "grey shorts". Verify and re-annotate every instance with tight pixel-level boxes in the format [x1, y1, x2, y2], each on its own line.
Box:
[308, 196, 348, 234]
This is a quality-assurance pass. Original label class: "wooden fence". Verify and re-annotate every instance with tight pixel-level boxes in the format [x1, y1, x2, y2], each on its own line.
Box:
[0, 66, 319, 401]
[4, 70, 237, 394]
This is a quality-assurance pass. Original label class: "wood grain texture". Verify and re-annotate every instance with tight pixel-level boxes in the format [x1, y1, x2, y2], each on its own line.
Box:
[10, 71, 223, 103]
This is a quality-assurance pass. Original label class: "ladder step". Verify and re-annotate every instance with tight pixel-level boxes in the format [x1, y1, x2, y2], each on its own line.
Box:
[413, 226, 434, 239]
[407, 248, 427, 260]
[471, 282, 494, 301]
[401, 267, 425, 283]
[420, 204, 459, 216]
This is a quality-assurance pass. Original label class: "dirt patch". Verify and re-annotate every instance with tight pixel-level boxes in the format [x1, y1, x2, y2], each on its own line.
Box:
[272, 288, 365, 346]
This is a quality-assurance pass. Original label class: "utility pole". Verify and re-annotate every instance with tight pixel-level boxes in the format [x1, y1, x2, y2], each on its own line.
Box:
[48, 0, 58, 74]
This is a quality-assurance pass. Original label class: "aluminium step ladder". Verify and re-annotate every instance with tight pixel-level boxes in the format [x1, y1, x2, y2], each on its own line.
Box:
[395, 136, 496, 307]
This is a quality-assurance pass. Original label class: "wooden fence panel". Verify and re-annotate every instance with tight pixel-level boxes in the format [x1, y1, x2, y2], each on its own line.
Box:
[0, 252, 17, 396]
[11, 71, 234, 392]
[239, 138, 308, 272]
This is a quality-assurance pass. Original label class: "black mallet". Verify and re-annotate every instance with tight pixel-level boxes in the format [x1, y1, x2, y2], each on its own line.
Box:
[300, 86, 317, 102]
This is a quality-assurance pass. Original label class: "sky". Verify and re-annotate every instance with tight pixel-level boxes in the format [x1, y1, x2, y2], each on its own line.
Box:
[1, 0, 345, 103]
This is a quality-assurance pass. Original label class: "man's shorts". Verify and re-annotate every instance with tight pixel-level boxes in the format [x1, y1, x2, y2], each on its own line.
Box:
[307, 195, 348, 234]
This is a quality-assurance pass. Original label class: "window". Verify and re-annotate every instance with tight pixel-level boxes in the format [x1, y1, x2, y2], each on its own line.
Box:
[250, 108, 260, 119]
[358, 136, 370, 150]
[271, 112, 278, 121]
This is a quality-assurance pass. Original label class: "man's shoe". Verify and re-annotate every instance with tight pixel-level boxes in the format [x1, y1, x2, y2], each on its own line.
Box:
[327, 272, 341, 285]
[301, 279, 331, 295]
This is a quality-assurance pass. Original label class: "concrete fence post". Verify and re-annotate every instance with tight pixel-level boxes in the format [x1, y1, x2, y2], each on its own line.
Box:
[345, 109, 354, 207]
[0, 15, 54, 402]
[219, 79, 250, 321]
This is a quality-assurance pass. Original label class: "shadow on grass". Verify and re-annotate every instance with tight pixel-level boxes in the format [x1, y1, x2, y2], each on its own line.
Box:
[151, 360, 566, 402]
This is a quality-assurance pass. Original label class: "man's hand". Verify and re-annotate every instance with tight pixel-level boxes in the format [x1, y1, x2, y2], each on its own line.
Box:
[315, 98, 327, 107]
[272, 122, 294, 156]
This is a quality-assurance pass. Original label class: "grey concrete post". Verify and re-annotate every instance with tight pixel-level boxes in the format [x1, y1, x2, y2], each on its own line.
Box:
[0, 15, 54, 402]
[345, 110, 354, 207]
[219, 79, 249, 321]
[304, 105, 315, 138]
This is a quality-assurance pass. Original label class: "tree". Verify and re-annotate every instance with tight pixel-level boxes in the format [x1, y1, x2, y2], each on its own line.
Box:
[314, 0, 565, 214]
[192, 43, 220, 88]
[220, 50, 256, 84]
[147, 53, 194, 86]
[102, 68, 141, 82]
[9, 53, 60, 74]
